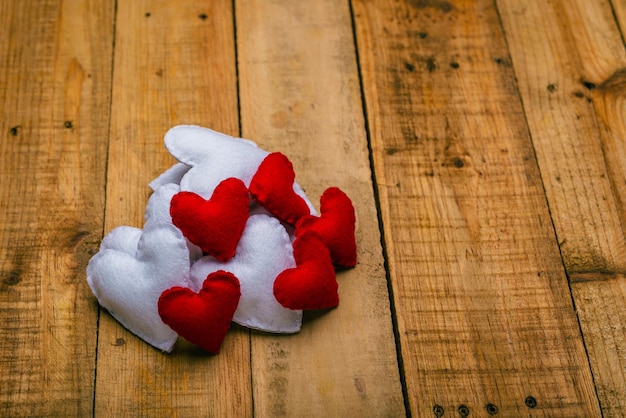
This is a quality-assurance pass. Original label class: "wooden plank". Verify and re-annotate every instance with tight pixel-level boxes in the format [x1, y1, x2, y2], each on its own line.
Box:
[497, 0, 626, 415]
[236, 0, 406, 416]
[498, 0, 626, 273]
[352, 0, 600, 416]
[0, 0, 114, 415]
[569, 273, 626, 415]
[93, 1, 252, 416]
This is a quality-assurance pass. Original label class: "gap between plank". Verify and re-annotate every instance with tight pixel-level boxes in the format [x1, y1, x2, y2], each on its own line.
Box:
[608, 0, 626, 47]
[232, 0, 243, 140]
[92, 0, 119, 416]
[347, 1, 411, 416]
[231, 1, 256, 416]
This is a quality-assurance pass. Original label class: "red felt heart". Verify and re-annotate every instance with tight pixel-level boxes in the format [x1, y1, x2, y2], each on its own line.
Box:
[170, 177, 249, 261]
[296, 187, 357, 267]
[273, 232, 338, 310]
[249, 152, 310, 226]
[158, 270, 241, 354]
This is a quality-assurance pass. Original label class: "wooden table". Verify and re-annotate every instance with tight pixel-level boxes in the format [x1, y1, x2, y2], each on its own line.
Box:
[2, 1, 625, 416]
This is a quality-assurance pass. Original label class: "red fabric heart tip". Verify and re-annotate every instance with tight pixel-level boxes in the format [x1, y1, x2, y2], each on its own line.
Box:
[170, 177, 249, 261]
[296, 187, 357, 267]
[249, 152, 310, 226]
[158, 270, 241, 354]
[273, 232, 338, 310]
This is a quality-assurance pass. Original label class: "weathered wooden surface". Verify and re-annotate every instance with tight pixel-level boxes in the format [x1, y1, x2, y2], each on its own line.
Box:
[236, 0, 404, 416]
[94, 1, 252, 416]
[0, 0, 114, 415]
[352, 0, 600, 416]
[2, 0, 626, 416]
[497, 0, 626, 415]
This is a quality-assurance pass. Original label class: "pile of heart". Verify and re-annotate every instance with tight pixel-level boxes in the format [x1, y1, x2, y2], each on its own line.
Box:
[86, 126, 356, 354]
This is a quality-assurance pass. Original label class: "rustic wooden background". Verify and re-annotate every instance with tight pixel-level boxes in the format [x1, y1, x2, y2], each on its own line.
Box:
[1, 0, 626, 416]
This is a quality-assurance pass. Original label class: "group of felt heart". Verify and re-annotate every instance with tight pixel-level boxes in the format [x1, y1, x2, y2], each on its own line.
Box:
[86, 126, 356, 355]
[161, 152, 357, 353]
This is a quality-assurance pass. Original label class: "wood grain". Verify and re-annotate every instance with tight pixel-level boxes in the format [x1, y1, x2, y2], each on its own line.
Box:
[352, 0, 600, 416]
[0, 0, 114, 415]
[570, 272, 626, 415]
[236, 0, 405, 416]
[497, 0, 626, 274]
[497, 0, 626, 415]
[93, 1, 252, 416]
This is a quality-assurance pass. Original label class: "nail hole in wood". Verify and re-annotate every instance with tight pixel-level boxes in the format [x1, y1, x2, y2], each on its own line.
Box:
[486, 403, 498, 415]
[458, 404, 469, 416]
[426, 57, 437, 72]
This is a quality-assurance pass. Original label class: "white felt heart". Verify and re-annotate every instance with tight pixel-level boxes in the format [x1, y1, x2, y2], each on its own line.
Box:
[165, 125, 268, 200]
[248, 203, 298, 243]
[86, 223, 192, 352]
[163, 125, 318, 215]
[144, 183, 203, 263]
[145, 183, 180, 226]
[191, 214, 302, 333]
[148, 162, 190, 192]
[100, 226, 143, 254]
